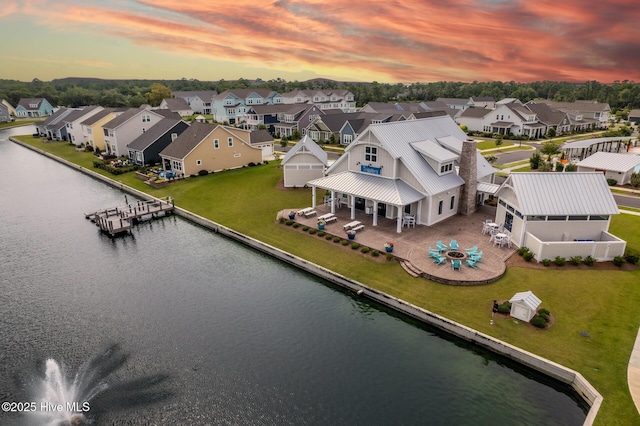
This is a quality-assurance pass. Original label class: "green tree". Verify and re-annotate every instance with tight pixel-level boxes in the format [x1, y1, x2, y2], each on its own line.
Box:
[546, 127, 556, 138]
[541, 142, 561, 161]
[630, 172, 640, 188]
[529, 152, 541, 169]
[144, 83, 171, 106]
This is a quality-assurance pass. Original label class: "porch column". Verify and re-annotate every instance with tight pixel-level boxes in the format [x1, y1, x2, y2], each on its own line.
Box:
[396, 211, 402, 233]
[372, 201, 378, 226]
[330, 190, 336, 214]
[350, 197, 356, 220]
[311, 186, 317, 208]
[417, 199, 423, 224]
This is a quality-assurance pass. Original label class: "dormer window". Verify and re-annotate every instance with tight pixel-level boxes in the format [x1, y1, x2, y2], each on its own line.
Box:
[365, 146, 377, 162]
[440, 163, 453, 173]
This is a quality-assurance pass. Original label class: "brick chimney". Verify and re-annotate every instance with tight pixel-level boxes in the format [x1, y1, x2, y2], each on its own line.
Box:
[457, 139, 477, 216]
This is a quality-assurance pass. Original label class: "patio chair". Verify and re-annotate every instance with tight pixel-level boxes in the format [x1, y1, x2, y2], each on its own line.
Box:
[449, 240, 459, 250]
[436, 240, 448, 252]
[465, 246, 478, 255]
[466, 259, 478, 269]
[428, 250, 440, 259]
[470, 251, 483, 262]
[451, 259, 462, 271]
[482, 222, 492, 235]
[434, 256, 447, 265]
[493, 235, 504, 247]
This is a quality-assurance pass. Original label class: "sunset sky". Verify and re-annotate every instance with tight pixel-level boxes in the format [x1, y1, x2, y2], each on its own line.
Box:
[2, 0, 639, 83]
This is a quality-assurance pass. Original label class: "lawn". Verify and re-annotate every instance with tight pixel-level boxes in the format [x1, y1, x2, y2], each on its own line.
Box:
[476, 140, 514, 150]
[13, 135, 640, 425]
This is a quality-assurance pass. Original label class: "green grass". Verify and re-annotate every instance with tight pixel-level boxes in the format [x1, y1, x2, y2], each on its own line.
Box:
[476, 140, 514, 150]
[12, 135, 640, 425]
[620, 206, 640, 213]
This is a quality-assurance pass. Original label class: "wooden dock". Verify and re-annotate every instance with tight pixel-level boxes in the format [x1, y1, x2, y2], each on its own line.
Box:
[85, 197, 174, 236]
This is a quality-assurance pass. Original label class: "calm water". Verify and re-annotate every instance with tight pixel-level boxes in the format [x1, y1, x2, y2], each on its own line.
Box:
[0, 128, 587, 425]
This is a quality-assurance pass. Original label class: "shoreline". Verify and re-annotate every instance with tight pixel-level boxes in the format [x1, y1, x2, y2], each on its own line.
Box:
[9, 136, 601, 425]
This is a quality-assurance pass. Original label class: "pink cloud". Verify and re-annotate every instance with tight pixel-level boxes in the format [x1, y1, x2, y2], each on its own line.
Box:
[8, 0, 640, 82]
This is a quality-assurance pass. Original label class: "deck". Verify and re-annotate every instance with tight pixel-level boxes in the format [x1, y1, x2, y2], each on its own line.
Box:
[86, 198, 174, 236]
[282, 203, 516, 285]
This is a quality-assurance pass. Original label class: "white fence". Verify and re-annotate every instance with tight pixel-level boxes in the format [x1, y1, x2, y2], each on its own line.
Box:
[527, 231, 626, 262]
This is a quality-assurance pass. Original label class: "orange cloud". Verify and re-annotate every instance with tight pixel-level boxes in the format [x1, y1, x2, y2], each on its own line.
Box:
[6, 0, 640, 82]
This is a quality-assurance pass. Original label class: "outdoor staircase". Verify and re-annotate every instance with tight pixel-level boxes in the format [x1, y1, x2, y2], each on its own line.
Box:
[400, 260, 422, 277]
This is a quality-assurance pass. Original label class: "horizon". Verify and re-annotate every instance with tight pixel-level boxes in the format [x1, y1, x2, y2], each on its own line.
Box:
[1, 1, 639, 84]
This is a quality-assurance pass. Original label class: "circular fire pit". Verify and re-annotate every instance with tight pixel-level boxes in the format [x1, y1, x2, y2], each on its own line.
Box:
[445, 250, 467, 260]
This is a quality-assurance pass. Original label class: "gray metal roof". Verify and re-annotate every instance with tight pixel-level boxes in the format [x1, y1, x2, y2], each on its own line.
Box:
[499, 172, 619, 215]
[562, 136, 634, 149]
[477, 182, 500, 194]
[411, 140, 457, 162]
[577, 151, 640, 172]
[281, 135, 328, 165]
[509, 291, 541, 310]
[307, 171, 425, 206]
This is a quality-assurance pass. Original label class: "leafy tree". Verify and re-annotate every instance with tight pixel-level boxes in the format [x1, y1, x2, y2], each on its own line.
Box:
[564, 163, 577, 172]
[541, 142, 561, 161]
[631, 172, 640, 188]
[529, 152, 541, 169]
[546, 127, 556, 138]
[144, 83, 171, 106]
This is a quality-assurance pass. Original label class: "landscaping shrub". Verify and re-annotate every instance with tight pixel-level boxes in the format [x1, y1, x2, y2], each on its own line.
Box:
[351, 243, 361, 250]
[385, 253, 394, 262]
[569, 255, 583, 265]
[541, 259, 551, 267]
[584, 255, 595, 266]
[523, 252, 534, 262]
[530, 316, 547, 329]
[624, 248, 640, 264]
[497, 301, 512, 314]
[292, 223, 299, 228]
[361, 247, 371, 254]
[325, 234, 333, 240]
[554, 256, 566, 266]
[613, 256, 626, 267]
[606, 178, 617, 186]
[308, 229, 317, 235]
[333, 237, 341, 243]
[538, 308, 551, 317]
[278, 217, 286, 224]
[316, 230, 325, 236]
[518, 247, 529, 256]
[197, 169, 209, 176]
[302, 226, 309, 232]
[564, 163, 577, 172]
[371, 249, 379, 257]
[285, 220, 294, 226]
[341, 240, 349, 246]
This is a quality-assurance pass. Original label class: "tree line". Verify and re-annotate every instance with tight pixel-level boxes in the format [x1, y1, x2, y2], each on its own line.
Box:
[1, 77, 639, 112]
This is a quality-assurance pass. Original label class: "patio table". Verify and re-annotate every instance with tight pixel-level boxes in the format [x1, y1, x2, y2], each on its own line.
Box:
[343, 220, 362, 230]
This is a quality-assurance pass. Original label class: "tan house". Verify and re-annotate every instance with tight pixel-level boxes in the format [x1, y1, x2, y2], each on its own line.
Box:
[80, 108, 119, 152]
[159, 122, 263, 177]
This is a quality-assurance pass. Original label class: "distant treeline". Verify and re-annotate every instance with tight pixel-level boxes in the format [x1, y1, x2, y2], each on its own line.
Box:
[1, 77, 639, 111]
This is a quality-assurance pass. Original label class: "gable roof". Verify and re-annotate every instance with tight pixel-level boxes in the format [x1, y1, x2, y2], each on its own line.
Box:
[509, 291, 541, 310]
[577, 151, 640, 172]
[102, 108, 145, 129]
[161, 97, 192, 111]
[281, 135, 328, 165]
[80, 108, 116, 126]
[249, 129, 274, 144]
[498, 172, 619, 215]
[127, 118, 184, 151]
[61, 106, 101, 124]
[17, 98, 46, 110]
[458, 106, 492, 118]
[172, 90, 217, 101]
[159, 122, 215, 159]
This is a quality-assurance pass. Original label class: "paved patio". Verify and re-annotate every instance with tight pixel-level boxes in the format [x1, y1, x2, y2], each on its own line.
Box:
[281, 203, 516, 285]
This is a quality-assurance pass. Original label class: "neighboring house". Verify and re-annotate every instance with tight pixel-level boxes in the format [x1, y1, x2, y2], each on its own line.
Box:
[0, 103, 10, 123]
[101, 108, 168, 157]
[471, 97, 495, 109]
[435, 98, 474, 111]
[245, 104, 295, 131]
[81, 108, 119, 152]
[576, 152, 640, 185]
[159, 98, 194, 117]
[304, 111, 407, 145]
[171, 91, 217, 114]
[561, 137, 635, 162]
[281, 135, 328, 187]
[525, 102, 571, 135]
[127, 118, 190, 166]
[159, 122, 263, 176]
[62, 106, 103, 146]
[534, 100, 611, 129]
[280, 89, 357, 112]
[273, 104, 324, 138]
[211, 89, 281, 125]
[307, 116, 496, 233]
[35, 107, 75, 140]
[1, 99, 16, 117]
[629, 109, 640, 124]
[456, 102, 546, 138]
[249, 129, 275, 162]
[15, 98, 54, 117]
[494, 172, 625, 261]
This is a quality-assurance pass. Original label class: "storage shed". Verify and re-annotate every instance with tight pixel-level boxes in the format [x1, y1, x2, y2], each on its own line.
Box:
[281, 135, 328, 188]
[509, 291, 541, 322]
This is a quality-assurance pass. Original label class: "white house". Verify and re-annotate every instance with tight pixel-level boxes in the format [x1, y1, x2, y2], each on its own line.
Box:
[281, 135, 328, 188]
[101, 108, 168, 157]
[509, 291, 541, 322]
[494, 172, 625, 261]
[159, 98, 193, 117]
[307, 117, 497, 233]
[576, 152, 640, 185]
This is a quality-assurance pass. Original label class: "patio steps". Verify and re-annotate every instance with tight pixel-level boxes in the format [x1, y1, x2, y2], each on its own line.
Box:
[400, 260, 422, 277]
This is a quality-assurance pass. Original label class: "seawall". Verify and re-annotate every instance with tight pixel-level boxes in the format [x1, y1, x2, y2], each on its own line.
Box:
[10, 138, 602, 425]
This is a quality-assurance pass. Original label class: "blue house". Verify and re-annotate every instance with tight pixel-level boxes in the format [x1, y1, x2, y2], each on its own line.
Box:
[211, 89, 281, 125]
[15, 98, 54, 118]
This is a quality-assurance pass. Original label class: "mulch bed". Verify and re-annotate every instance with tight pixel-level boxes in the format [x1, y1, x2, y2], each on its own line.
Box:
[506, 252, 636, 271]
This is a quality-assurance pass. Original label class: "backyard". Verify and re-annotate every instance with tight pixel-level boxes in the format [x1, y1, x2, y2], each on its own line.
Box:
[13, 135, 640, 425]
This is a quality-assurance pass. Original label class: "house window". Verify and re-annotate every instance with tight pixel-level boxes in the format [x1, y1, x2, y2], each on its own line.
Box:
[228, 137, 233, 147]
[569, 215, 588, 221]
[365, 146, 377, 162]
[589, 215, 609, 221]
[214, 139, 219, 149]
[450, 196, 455, 210]
[343, 134, 352, 145]
[142, 114, 151, 123]
[171, 133, 178, 141]
[196, 160, 202, 165]
[228, 108, 235, 114]
[438, 200, 443, 215]
[103, 129, 109, 136]
[548, 215, 567, 221]
[172, 160, 182, 171]
[527, 215, 546, 221]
